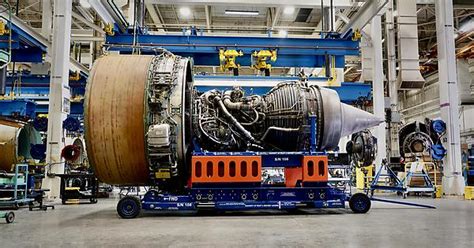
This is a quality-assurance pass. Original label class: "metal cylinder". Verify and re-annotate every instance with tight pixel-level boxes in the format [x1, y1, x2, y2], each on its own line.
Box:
[0, 66, 6, 96]
[0, 120, 42, 171]
[346, 130, 376, 167]
[261, 82, 379, 151]
[62, 137, 87, 167]
[84, 55, 153, 185]
[398, 121, 439, 158]
[84, 55, 192, 185]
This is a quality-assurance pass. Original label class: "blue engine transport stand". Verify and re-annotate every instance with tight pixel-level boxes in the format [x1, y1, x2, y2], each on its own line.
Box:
[116, 116, 372, 218]
[368, 160, 436, 209]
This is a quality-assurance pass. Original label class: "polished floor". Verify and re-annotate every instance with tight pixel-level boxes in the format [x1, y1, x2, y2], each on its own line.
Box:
[0, 196, 473, 247]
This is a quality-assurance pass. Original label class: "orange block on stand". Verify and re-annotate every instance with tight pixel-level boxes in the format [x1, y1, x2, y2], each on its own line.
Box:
[284, 167, 302, 187]
[302, 156, 328, 182]
[191, 156, 261, 183]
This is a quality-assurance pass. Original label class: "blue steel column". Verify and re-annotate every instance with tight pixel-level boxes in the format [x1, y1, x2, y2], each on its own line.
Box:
[435, 0, 464, 195]
[43, 0, 72, 199]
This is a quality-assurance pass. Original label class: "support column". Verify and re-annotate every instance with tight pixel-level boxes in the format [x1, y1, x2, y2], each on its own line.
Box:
[41, 0, 52, 39]
[371, 15, 387, 169]
[386, 0, 399, 157]
[127, 0, 135, 25]
[43, 0, 72, 199]
[322, 5, 343, 86]
[435, 0, 464, 195]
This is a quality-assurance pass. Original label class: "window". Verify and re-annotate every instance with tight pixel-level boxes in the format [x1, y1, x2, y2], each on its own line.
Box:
[318, 160, 325, 176]
[252, 161, 259, 177]
[229, 161, 236, 177]
[218, 161, 225, 177]
[195, 162, 202, 178]
[206, 161, 213, 177]
[240, 161, 247, 177]
[307, 160, 314, 177]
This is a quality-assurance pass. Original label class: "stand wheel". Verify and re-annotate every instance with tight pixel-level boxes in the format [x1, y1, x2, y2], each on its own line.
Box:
[13, 203, 19, 210]
[90, 198, 98, 204]
[403, 193, 407, 199]
[349, 193, 371, 214]
[5, 212, 15, 223]
[117, 196, 141, 219]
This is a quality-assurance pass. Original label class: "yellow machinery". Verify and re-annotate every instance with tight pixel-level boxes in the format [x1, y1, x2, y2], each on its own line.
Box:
[352, 29, 362, 41]
[103, 23, 115, 36]
[356, 164, 374, 190]
[465, 186, 474, 200]
[69, 71, 81, 81]
[0, 21, 9, 35]
[315, 55, 339, 86]
[251, 50, 277, 76]
[219, 49, 243, 76]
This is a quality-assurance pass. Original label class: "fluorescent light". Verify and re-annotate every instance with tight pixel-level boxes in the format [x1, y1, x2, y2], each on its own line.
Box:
[283, 7, 295, 15]
[278, 30, 288, 37]
[225, 10, 259, 16]
[79, 0, 91, 8]
[179, 7, 192, 17]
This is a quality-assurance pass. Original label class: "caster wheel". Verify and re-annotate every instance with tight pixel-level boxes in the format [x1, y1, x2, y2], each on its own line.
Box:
[90, 198, 98, 204]
[349, 193, 371, 214]
[117, 196, 141, 219]
[13, 203, 19, 210]
[403, 193, 407, 199]
[5, 212, 15, 223]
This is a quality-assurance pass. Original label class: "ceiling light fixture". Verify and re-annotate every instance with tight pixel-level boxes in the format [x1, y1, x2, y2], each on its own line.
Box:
[278, 30, 288, 37]
[79, 0, 91, 8]
[283, 6, 295, 15]
[225, 10, 259, 16]
[179, 7, 192, 17]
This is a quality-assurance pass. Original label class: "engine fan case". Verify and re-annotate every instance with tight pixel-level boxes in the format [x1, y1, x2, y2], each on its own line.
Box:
[84, 55, 192, 185]
[85, 55, 153, 184]
[0, 120, 42, 171]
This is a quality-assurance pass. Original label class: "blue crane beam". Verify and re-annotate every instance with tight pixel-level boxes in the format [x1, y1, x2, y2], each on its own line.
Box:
[1, 74, 371, 117]
[0, 19, 47, 63]
[105, 34, 359, 68]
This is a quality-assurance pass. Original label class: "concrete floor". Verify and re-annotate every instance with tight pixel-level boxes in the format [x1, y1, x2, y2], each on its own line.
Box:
[0, 197, 473, 247]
